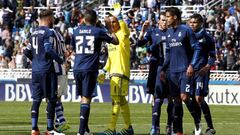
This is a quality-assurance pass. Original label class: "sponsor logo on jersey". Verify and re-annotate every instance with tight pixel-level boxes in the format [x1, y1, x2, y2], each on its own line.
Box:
[169, 42, 183, 47]
[178, 32, 182, 37]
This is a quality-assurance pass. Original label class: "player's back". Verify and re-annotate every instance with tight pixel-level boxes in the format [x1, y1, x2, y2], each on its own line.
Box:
[30, 26, 55, 73]
[71, 25, 113, 72]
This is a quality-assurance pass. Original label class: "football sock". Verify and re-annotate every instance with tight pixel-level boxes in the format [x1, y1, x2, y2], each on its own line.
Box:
[173, 99, 183, 133]
[79, 103, 90, 134]
[200, 100, 214, 129]
[193, 97, 202, 122]
[152, 98, 163, 128]
[31, 100, 41, 130]
[55, 101, 66, 125]
[167, 100, 174, 126]
[120, 97, 132, 129]
[47, 119, 54, 131]
[46, 100, 56, 131]
[109, 100, 120, 130]
[184, 99, 200, 129]
[86, 124, 90, 132]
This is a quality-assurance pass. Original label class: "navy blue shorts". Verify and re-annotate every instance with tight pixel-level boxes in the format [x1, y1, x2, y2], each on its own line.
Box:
[31, 72, 57, 101]
[154, 66, 169, 99]
[192, 71, 210, 97]
[74, 71, 98, 97]
[168, 71, 192, 97]
[146, 61, 158, 94]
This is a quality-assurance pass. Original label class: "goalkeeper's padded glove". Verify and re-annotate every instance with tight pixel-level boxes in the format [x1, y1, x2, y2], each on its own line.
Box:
[97, 69, 107, 84]
[111, 3, 122, 20]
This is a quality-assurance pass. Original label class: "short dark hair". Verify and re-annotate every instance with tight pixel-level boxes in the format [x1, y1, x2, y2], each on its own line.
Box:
[166, 7, 182, 21]
[158, 12, 166, 19]
[189, 13, 203, 23]
[39, 9, 53, 19]
[83, 9, 97, 25]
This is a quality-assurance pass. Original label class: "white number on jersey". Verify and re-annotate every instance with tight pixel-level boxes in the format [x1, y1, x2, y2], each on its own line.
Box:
[32, 37, 38, 54]
[196, 82, 203, 90]
[76, 35, 95, 54]
[185, 84, 190, 92]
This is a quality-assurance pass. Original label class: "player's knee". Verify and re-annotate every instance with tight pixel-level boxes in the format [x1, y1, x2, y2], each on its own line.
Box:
[180, 94, 189, 102]
[195, 96, 203, 104]
[119, 96, 127, 106]
[81, 96, 91, 104]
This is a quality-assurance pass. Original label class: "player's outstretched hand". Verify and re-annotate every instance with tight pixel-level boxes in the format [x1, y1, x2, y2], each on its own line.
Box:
[97, 69, 106, 84]
[111, 2, 121, 17]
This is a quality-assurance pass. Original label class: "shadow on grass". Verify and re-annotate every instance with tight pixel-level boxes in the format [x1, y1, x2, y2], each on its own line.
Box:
[0, 131, 167, 135]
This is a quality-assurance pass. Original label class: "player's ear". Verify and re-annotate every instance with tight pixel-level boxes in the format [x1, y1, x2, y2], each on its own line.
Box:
[174, 15, 177, 20]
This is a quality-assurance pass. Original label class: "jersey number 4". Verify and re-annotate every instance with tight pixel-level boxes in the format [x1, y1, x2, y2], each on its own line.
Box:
[76, 35, 95, 54]
[32, 37, 38, 54]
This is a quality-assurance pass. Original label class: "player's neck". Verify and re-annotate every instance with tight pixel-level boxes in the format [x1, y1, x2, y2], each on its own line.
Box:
[39, 21, 49, 27]
[172, 21, 180, 28]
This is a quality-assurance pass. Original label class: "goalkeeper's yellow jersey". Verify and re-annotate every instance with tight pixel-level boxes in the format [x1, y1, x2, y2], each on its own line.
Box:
[104, 20, 130, 78]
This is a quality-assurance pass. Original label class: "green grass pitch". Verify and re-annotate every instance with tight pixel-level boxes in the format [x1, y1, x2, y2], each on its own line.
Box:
[0, 102, 239, 135]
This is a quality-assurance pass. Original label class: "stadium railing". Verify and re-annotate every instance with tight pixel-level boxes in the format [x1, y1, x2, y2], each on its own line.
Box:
[0, 69, 239, 81]
[23, 6, 61, 14]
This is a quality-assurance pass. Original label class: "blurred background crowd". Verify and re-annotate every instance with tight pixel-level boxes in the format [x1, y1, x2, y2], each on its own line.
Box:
[0, 0, 239, 72]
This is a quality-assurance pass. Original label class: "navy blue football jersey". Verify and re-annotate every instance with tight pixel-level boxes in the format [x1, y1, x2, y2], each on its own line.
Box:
[194, 29, 216, 70]
[162, 24, 201, 72]
[71, 25, 114, 71]
[137, 27, 167, 65]
[24, 26, 63, 73]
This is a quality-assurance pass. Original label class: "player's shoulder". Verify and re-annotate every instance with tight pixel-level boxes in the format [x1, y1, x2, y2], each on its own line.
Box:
[73, 25, 104, 34]
[32, 26, 52, 37]
[180, 24, 192, 32]
[204, 31, 214, 42]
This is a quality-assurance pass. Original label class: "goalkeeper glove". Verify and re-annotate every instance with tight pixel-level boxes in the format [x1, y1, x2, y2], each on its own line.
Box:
[111, 3, 122, 20]
[97, 69, 107, 84]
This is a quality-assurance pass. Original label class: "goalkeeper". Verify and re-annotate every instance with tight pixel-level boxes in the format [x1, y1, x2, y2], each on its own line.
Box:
[98, 3, 134, 135]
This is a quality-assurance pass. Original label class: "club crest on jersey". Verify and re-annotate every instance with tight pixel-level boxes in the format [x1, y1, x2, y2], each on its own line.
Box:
[199, 37, 206, 43]
[178, 32, 182, 37]
[155, 33, 159, 36]
[162, 36, 166, 40]
[168, 34, 171, 38]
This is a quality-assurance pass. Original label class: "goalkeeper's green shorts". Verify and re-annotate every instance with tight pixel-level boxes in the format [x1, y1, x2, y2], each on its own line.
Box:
[110, 76, 129, 96]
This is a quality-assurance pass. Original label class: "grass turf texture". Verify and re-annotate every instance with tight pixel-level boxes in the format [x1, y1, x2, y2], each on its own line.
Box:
[0, 102, 239, 135]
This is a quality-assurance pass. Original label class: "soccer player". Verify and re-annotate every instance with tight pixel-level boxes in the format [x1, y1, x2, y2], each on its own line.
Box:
[97, 3, 134, 135]
[24, 9, 64, 135]
[50, 27, 70, 133]
[188, 14, 216, 135]
[160, 7, 202, 135]
[137, 12, 173, 135]
[70, 9, 119, 135]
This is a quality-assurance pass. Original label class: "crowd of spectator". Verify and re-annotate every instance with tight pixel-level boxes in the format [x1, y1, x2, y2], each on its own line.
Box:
[0, 0, 239, 72]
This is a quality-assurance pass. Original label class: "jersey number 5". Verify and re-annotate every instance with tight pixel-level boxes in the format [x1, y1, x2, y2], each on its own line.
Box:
[76, 36, 95, 54]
